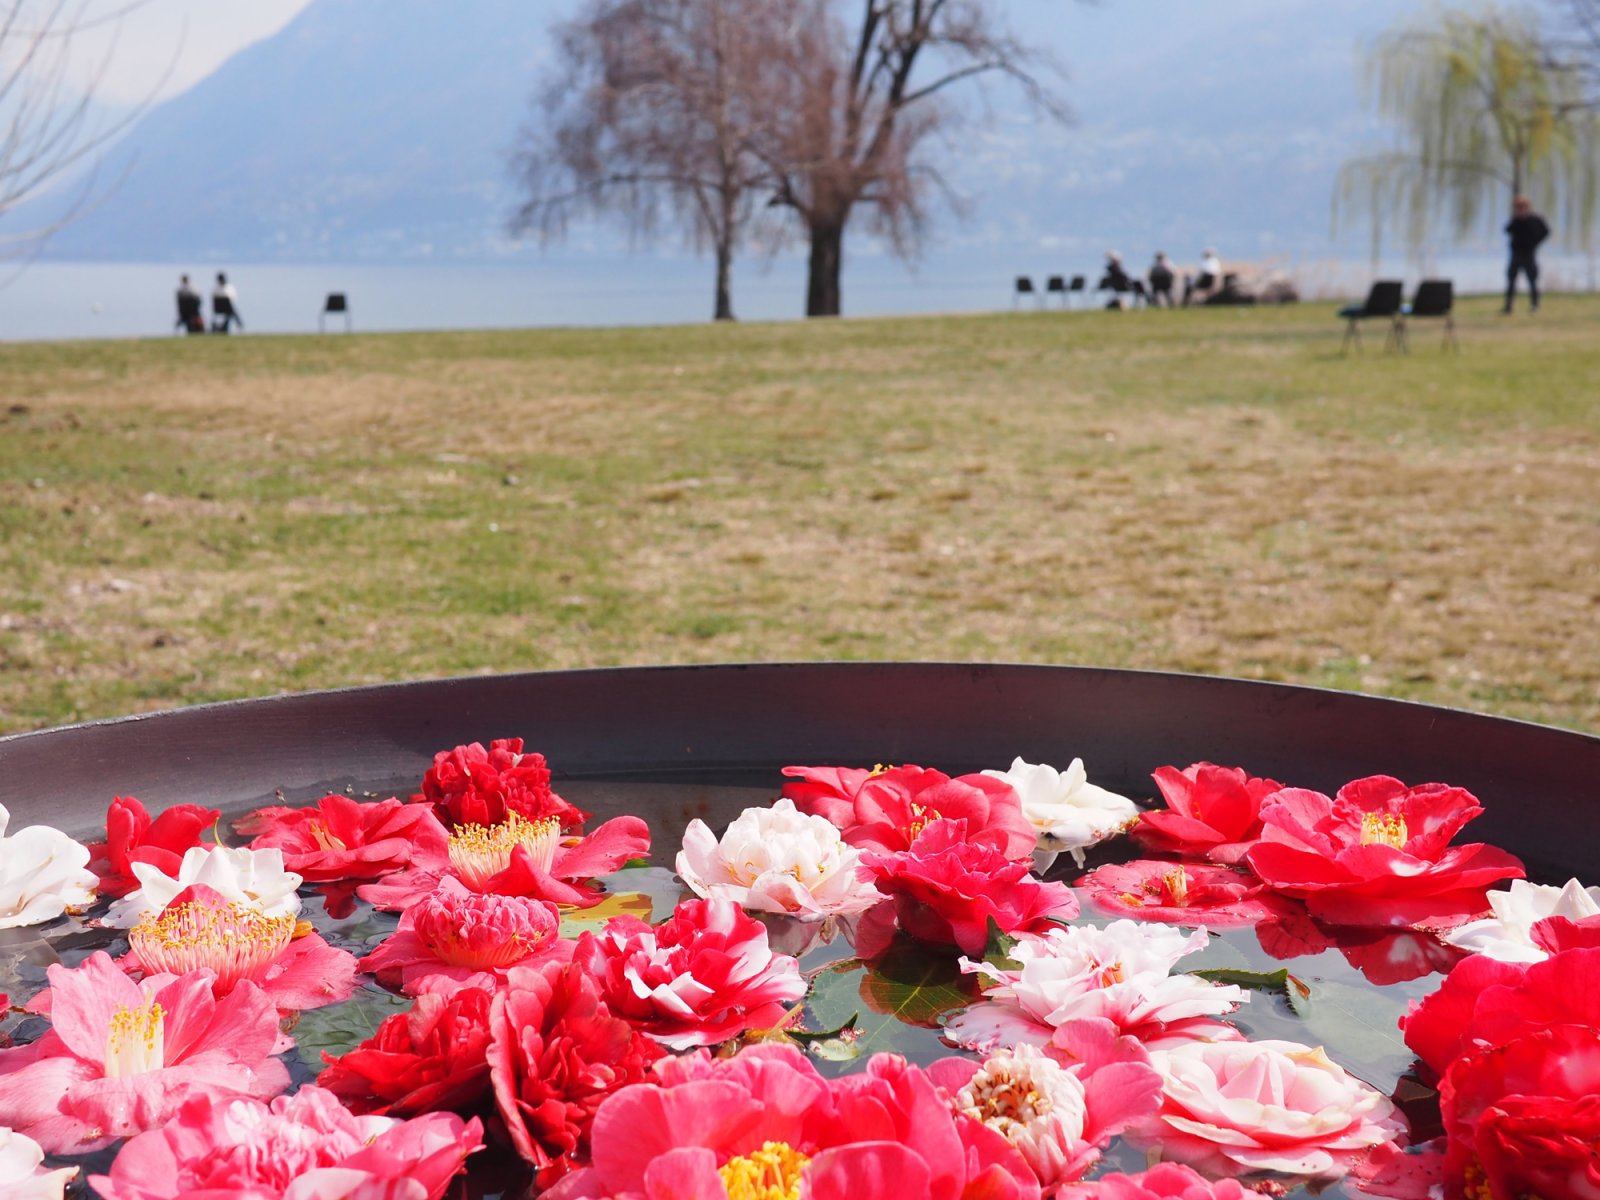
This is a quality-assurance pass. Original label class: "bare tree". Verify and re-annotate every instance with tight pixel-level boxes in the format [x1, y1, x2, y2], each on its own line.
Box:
[1337, 7, 1600, 258]
[758, 0, 1068, 317]
[1, 1, 155, 264]
[508, 0, 793, 321]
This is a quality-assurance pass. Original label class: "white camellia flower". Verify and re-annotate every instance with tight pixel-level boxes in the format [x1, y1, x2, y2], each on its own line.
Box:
[1445, 877, 1600, 962]
[0, 804, 97, 929]
[0, 1125, 77, 1199]
[675, 798, 881, 918]
[105, 845, 303, 927]
[982, 756, 1139, 872]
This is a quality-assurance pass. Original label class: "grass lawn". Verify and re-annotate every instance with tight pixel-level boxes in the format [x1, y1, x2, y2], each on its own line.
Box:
[2, 294, 1596, 735]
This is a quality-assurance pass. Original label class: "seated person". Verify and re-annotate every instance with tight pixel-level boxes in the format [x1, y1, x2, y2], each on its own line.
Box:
[1183, 248, 1222, 306]
[175, 274, 204, 334]
[1148, 252, 1175, 307]
[1098, 251, 1133, 293]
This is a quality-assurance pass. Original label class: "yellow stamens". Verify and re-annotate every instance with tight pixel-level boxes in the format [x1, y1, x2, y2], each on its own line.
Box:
[129, 900, 294, 992]
[1360, 812, 1409, 849]
[868, 763, 894, 777]
[718, 1142, 809, 1200]
[448, 813, 561, 890]
[307, 819, 348, 852]
[104, 999, 165, 1078]
[903, 801, 936, 841]
[1163, 865, 1190, 906]
[1095, 959, 1126, 988]
[958, 1061, 1051, 1138]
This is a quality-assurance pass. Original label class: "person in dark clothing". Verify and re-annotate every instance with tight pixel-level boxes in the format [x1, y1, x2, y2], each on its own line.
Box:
[175, 274, 204, 334]
[1148, 252, 1175, 307]
[1504, 195, 1550, 313]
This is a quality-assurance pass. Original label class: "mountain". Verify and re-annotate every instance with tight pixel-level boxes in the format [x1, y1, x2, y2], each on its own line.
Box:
[23, 0, 1451, 270]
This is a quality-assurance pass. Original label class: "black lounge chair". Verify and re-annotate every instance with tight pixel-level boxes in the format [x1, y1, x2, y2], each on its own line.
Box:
[1397, 280, 1457, 353]
[1338, 280, 1404, 354]
[1045, 275, 1067, 307]
[1013, 276, 1039, 309]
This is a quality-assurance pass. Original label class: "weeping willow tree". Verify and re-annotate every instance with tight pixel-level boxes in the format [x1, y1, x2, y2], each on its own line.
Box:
[1337, 7, 1600, 258]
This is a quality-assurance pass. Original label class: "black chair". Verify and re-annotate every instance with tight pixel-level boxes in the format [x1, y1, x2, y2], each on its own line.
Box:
[1338, 280, 1404, 354]
[1013, 276, 1039, 309]
[1067, 275, 1086, 309]
[211, 294, 242, 334]
[1397, 280, 1457, 353]
[1045, 275, 1067, 307]
[320, 292, 351, 333]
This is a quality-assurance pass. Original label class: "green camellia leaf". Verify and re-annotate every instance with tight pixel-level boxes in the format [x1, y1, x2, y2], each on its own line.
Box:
[1191, 967, 1313, 1018]
[288, 987, 412, 1074]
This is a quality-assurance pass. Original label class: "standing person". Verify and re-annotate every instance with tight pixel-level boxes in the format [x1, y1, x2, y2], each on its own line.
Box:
[1503, 195, 1549, 313]
[175, 274, 204, 334]
[1183, 248, 1223, 306]
[211, 271, 244, 333]
[1148, 252, 1175, 307]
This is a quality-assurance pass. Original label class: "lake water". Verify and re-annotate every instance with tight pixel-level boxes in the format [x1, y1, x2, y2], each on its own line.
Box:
[1, 251, 1593, 342]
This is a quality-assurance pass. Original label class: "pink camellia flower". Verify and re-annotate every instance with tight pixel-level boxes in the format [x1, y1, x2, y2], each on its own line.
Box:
[358, 812, 650, 911]
[1079, 860, 1298, 927]
[0, 952, 288, 1153]
[237, 792, 449, 883]
[89, 1085, 482, 1200]
[784, 762, 1037, 861]
[120, 884, 357, 1011]
[1138, 1038, 1404, 1180]
[414, 738, 590, 830]
[1131, 763, 1284, 865]
[1243, 776, 1525, 929]
[573, 896, 806, 1049]
[487, 958, 667, 1186]
[928, 1021, 1163, 1189]
[1058, 1162, 1271, 1199]
[861, 819, 1079, 955]
[546, 1044, 1040, 1200]
[359, 877, 567, 994]
[946, 920, 1246, 1055]
[319, 986, 496, 1117]
[0, 1126, 77, 1199]
[86, 796, 218, 900]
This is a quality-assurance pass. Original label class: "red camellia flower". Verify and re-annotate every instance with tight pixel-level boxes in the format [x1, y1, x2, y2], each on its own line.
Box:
[861, 819, 1079, 955]
[1254, 911, 1466, 986]
[784, 763, 1036, 861]
[1130, 763, 1283, 865]
[414, 738, 590, 830]
[1243, 776, 1524, 929]
[86, 796, 218, 899]
[486, 958, 666, 1187]
[236, 793, 449, 884]
[1079, 860, 1298, 927]
[318, 986, 495, 1118]
[573, 896, 806, 1049]
[1439, 1024, 1600, 1200]
[1400, 945, 1600, 1080]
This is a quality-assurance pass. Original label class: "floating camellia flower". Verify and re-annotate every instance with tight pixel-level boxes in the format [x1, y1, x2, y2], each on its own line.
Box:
[947, 920, 1246, 1054]
[0, 952, 288, 1153]
[784, 762, 1037, 861]
[89, 1086, 483, 1200]
[676, 798, 881, 918]
[1057, 1162, 1274, 1199]
[981, 756, 1139, 871]
[1080, 860, 1300, 928]
[237, 792, 450, 883]
[123, 884, 357, 1011]
[358, 813, 650, 910]
[1443, 876, 1600, 962]
[0, 804, 97, 930]
[1243, 776, 1526, 929]
[105, 845, 303, 928]
[1139, 1038, 1404, 1179]
[86, 796, 218, 900]
[0, 1125, 77, 1199]
[861, 819, 1080, 955]
[929, 1024, 1162, 1189]
[1131, 763, 1284, 865]
[573, 896, 806, 1049]
[319, 986, 496, 1118]
[414, 737, 590, 830]
[487, 958, 667, 1185]
[359, 877, 566, 994]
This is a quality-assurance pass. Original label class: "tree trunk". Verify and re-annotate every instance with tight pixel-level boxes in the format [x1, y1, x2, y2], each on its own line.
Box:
[805, 219, 845, 317]
[713, 239, 735, 321]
